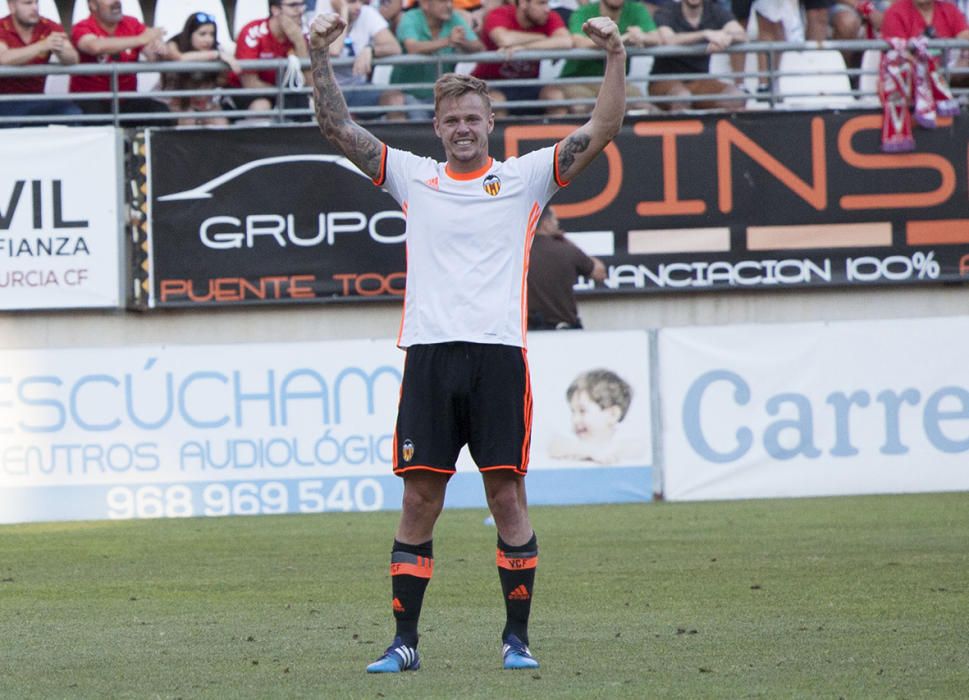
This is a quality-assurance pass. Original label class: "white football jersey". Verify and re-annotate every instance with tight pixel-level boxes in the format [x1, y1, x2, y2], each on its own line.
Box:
[377, 144, 563, 349]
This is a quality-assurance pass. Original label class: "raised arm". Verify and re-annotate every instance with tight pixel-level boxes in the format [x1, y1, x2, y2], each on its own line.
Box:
[555, 16, 625, 184]
[75, 26, 165, 57]
[309, 12, 386, 181]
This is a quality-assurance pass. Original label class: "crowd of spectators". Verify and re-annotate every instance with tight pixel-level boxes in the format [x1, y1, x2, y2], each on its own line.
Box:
[1, 0, 968, 125]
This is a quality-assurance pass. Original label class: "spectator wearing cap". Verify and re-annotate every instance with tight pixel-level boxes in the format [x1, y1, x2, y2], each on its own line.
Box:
[0, 0, 81, 123]
[70, 0, 172, 121]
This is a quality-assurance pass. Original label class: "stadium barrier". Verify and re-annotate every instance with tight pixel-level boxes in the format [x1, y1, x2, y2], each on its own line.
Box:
[657, 315, 969, 501]
[1, 39, 967, 125]
[0, 127, 124, 310]
[139, 114, 969, 307]
[3, 63, 969, 522]
[0, 331, 655, 523]
[4, 314, 969, 524]
[4, 110, 969, 314]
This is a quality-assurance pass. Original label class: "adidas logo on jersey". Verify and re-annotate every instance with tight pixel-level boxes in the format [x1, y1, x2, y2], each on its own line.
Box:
[424, 176, 439, 189]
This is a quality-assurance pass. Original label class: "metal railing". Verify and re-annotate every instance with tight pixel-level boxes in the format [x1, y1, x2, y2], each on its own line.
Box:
[1, 38, 967, 127]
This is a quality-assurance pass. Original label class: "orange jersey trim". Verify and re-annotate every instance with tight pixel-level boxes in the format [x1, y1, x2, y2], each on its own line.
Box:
[395, 213, 408, 348]
[445, 158, 493, 181]
[372, 143, 388, 186]
[496, 550, 538, 570]
[521, 202, 541, 344]
[520, 348, 532, 473]
[553, 142, 570, 188]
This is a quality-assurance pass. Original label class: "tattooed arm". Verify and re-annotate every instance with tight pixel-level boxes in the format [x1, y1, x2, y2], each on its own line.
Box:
[309, 13, 384, 181]
[556, 17, 626, 184]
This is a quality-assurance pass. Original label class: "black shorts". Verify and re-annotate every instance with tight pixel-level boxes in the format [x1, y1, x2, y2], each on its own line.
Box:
[393, 342, 532, 477]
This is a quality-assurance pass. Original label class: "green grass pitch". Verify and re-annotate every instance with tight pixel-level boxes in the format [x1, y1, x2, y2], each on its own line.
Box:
[1, 492, 968, 698]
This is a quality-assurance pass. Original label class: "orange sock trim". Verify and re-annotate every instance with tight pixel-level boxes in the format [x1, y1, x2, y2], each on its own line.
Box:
[390, 556, 434, 579]
[496, 549, 538, 571]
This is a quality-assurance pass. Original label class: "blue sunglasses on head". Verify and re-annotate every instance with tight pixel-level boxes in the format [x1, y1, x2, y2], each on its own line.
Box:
[194, 12, 217, 23]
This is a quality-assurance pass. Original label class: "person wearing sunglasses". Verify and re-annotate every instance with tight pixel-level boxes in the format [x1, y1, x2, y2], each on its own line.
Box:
[229, 0, 313, 118]
[161, 11, 241, 125]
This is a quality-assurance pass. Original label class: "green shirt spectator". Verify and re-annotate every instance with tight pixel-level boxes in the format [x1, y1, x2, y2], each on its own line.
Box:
[560, 0, 656, 79]
[391, 0, 482, 100]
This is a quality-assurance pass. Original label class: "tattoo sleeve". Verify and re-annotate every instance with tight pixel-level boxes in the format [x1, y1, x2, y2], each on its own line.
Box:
[557, 132, 592, 178]
[310, 46, 384, 180]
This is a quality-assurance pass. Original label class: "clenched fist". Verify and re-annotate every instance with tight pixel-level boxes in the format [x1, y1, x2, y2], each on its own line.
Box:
[309, 12, 347, 50]
[582, 16, 623, 55]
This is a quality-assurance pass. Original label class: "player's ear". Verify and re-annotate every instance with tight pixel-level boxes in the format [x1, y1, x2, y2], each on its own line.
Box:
[606, 406, 623, 424]
[432, 116, 441, 138]
[487, 112, 495, 134]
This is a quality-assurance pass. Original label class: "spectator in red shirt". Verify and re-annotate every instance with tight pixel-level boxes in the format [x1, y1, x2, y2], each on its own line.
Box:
[0, 0, 81, 123]
[470, 0, 571, 116]
[881, 0, 969, 86]
[231, 0, 312, 118]
[70, 0, 171, 121]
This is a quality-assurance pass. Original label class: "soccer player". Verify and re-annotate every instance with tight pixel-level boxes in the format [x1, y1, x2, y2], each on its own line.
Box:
[308, 9, 626, 673]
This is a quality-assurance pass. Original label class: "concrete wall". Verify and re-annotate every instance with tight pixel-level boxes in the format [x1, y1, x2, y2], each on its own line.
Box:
[2, 284, 967, 350]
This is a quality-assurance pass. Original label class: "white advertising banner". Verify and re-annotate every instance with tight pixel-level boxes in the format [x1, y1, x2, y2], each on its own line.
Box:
[0, 331, 653, 523]
[660, 316, 969, 501]
[0, 127, 122, 310]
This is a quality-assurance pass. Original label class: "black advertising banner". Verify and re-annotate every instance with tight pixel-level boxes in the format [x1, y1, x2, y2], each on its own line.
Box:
[145, 112, 969, 308]
[146, 125, 409, 307]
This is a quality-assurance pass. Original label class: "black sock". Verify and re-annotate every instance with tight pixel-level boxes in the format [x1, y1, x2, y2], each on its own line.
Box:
[496, 532, 538, 645]
[390, 539, 433, 647]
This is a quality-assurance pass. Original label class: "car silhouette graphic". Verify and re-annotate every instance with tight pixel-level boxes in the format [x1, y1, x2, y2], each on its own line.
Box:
[157, 155, 369, 202]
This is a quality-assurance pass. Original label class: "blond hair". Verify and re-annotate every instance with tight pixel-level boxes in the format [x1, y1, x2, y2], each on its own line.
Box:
[433, 73, 492, 115]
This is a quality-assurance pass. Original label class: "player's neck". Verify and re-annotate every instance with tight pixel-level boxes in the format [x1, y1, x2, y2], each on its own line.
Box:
[445, 155, 492, 177]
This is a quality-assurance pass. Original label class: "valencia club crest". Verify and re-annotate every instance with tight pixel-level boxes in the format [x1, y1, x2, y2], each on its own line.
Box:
[482, 174, 501, 196]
